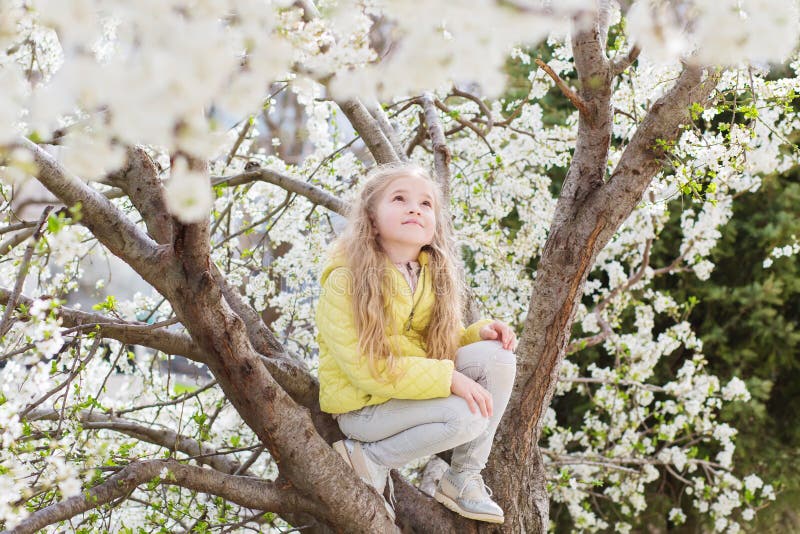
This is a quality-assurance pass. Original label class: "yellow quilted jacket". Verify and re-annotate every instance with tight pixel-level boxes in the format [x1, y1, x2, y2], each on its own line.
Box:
[315, 249, 493, 414]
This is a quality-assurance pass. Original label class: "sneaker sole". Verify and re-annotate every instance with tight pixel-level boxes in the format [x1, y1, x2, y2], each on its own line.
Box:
[332, 441, 396, 522]
[434, 489, 505, 524]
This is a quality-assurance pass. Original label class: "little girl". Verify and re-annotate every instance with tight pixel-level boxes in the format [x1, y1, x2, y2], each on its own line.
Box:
[315, 162, 517, 524]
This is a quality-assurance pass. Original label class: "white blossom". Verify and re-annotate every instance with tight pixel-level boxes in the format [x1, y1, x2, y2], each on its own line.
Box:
[722, 377, 751, 402]
[163, 157, 214, 223]
[668, 507, 687, 525]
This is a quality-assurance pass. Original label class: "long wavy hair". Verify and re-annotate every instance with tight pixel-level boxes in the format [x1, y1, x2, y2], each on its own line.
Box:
[327, 162, 465, 382]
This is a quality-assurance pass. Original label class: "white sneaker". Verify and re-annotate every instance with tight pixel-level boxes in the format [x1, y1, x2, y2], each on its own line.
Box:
[333, 439, 395, 521]
[434, 468, 504, 524]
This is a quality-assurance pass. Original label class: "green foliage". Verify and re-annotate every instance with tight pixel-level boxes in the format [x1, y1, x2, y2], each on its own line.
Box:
[92, 295, 117, 313]
[651, 169, 800, 530]
[173, 383, 198, 395]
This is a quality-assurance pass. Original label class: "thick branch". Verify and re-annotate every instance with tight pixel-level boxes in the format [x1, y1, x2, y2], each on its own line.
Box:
[5, 459, 318, 534]
[597, 0, 613, 50]
[103, 147, 174, 244]
[490, 66, 721, 534]
[603, 66, 720, 209]
[419, 93, 452, 195]
[337, 98, 399, 164]
[366, 103, 408, 163]
[19, 138, 169, 284]
[391, 471, 478, 533]
[163, 212, 395, 531]
[571, 11, 611, 111]
[484, 15, 723, 533]
[0, 288, 202, 360]
[211, 169, 346, 216]
[207, 261, 340, 441]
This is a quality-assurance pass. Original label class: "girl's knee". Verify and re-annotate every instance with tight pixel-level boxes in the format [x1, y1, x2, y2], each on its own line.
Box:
[457, 340, 516, 366]
[477, 340, 517, 369]
[487, 342, 516, 392]
[492, 343, 516, 365]
[447, 400, 490, 440]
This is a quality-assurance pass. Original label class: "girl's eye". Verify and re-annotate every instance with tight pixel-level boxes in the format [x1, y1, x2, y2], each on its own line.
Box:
[422, 201, 432, 207]
[393, 195, 404, 201]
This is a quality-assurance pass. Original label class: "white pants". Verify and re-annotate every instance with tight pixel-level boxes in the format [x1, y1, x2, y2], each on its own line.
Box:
[336, 340, 517, 471]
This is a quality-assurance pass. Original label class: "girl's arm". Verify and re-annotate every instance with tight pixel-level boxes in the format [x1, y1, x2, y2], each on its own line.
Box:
[316, 268, 454, 400]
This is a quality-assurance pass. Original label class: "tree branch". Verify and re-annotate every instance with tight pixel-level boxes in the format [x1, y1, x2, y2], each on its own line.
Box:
[0, 284, 341, 444]
[405, 115, 428, 158]
[0, 220, 40, 235]
[596, 0, 614, 50]
[211, 169, 347, 216]
[557, 376, 666, 393]
[366, 103, 408, 163]
[419, 93, 452, 194]
[5, 459, 319, 534]
[0, 227, 36, 256]
[611, 45, 641, 77]
[18, 138, 169, 284]
[567, 235, 654, 354]
[103, 147, 174, 245]
[0, 287, 202, 361]
[27, 409, 244, 474]
[535, 58, 590, 117]
[161, 191, 394, 531]
[0, 206, 52, 338]
[433, 97, 495, 154]
[450, 86, 494, 132]
[603, 66, 720, 211]
[337, 98, 399, 164]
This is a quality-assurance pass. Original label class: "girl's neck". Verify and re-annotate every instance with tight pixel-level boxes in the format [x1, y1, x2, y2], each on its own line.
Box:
[380, 244, 421, 264]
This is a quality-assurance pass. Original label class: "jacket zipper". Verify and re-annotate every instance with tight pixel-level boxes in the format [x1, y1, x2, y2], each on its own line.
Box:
[404, 265, 425, 332]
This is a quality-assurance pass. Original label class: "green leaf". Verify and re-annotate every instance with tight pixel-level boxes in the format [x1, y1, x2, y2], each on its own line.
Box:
[47, 213, 64, 234]
[92, 295, 117, 312]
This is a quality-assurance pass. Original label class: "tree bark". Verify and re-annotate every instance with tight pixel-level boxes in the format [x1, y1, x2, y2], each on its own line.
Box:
[480, 14, 720, 534]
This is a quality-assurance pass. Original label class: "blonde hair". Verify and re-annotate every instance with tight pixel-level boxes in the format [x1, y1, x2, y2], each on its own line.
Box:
[327, 162, 465, 382]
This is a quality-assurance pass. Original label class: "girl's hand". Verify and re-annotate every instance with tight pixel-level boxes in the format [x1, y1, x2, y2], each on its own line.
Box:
[450, 370, 493, 417]
[479, 320, 518, 351]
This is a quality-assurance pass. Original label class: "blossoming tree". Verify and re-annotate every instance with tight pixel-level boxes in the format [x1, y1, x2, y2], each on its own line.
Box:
[1, 0, 798, 532]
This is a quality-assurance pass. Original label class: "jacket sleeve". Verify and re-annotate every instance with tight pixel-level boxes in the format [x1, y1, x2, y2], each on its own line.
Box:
[316, 268, 454, 400]
[459, 318, 494, 347]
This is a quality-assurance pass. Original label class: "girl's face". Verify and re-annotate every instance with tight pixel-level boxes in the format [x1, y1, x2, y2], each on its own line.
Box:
[373, 175, 437, 257]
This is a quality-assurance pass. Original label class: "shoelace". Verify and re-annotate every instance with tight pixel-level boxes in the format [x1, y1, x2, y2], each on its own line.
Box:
[456, 472, 493, 501]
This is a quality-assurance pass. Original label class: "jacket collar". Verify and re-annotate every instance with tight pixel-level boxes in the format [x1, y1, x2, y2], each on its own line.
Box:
[319, 248, 431, 286]
[384, 248, 430, 269]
